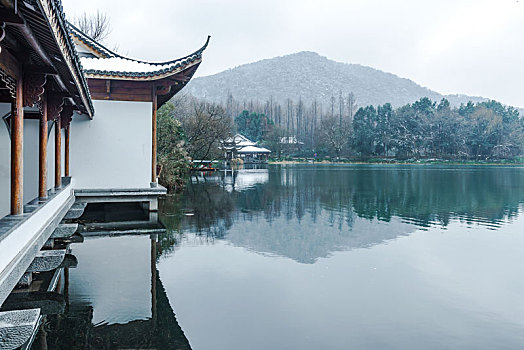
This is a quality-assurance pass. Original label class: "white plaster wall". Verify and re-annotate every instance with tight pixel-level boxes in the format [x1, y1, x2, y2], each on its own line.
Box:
[47, 122, 56, 192]
[22, 119, 62, 205]
[61, 128, 65, 178]
[69, 235, 152, 324]
[23, 119, 39, 205]
[0, 103, 10, 218]
[70, 100, 152, 189]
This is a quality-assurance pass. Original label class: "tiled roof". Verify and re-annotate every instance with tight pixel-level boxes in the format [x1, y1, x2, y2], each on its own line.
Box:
[29, 0, 95, 116]
[67, 22, 115, 59]
[67, 22, 210, 80]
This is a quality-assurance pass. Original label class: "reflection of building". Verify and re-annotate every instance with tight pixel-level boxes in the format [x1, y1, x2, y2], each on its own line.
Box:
[223, 168, 269, 192]
[221, 134, 271, 163]
[30, 203, 192, 349]
[191, 168, 269, 192]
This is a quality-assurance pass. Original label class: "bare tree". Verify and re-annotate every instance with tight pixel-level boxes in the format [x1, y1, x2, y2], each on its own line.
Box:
[318, 114, 351, 158]
[73, 10, 111, 42]
[172, 96, 233, 161]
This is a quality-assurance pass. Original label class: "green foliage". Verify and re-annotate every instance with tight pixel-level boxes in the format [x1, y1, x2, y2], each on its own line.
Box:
[157, 102, 190, 192]
[351, 98, 523, 160]
[235, 110, 274, 142]
[157, 102, 185, 159]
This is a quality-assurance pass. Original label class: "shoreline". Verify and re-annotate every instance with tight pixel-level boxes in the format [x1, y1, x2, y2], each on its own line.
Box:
[268, 160, 524, 166]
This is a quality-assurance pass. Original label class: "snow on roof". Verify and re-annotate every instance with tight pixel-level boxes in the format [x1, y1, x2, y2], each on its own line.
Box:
[81, 56, 191, 74]
[223, 134, 257, 147]
[68, 22, 210, 79]
[238, 140, 256, 146]
[238, 146, 271, 153]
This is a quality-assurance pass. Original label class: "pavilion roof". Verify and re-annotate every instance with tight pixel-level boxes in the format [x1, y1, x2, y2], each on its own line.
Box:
[67, 23, 210, 81]
[238, 146, 271, 154]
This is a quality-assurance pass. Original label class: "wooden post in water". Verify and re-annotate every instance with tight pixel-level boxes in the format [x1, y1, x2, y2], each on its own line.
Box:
[64, 267, 69, 305]
[151, 87, 157, 184]
[55, 115, 61, 188]
[39, 95, 48, 199]
[11, 76, 23, 215]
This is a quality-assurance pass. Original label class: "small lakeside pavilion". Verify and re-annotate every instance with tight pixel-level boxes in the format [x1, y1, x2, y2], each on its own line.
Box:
[221, 134, 271, 164]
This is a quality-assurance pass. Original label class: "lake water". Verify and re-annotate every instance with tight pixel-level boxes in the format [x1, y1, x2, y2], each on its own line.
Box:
[36, 165, 524, 349]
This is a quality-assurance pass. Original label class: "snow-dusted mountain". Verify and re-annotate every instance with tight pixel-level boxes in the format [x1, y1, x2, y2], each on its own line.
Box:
[186, 51, 488, 108]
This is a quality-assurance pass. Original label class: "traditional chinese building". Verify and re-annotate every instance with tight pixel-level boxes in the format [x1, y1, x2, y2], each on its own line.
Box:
[0, 0, 208, 336]
[221, 133, 271, 163]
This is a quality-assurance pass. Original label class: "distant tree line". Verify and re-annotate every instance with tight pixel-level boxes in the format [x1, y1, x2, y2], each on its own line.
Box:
[156, 93, 524, 190]
[226, 93, 524, 160]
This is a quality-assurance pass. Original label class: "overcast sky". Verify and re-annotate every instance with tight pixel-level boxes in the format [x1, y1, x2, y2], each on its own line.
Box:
[63, 0, 524, 108]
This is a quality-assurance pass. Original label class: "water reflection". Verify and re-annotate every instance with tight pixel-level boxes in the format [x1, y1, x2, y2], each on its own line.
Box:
[32, 236, 192, 350]
[31, 203, 192, 350]
[160, 165, 524, 263]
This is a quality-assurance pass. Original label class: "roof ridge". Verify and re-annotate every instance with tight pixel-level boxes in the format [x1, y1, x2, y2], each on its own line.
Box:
[109, 35, 211, 66]
[68, 21, 211, 67]
[66, 21, 116, 58]
[80, 36, 211, 79]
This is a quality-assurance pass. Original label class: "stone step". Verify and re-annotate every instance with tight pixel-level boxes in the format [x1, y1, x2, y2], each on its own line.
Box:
[51, 223, 79, 239]
[26, 250, 66, 273]
[54, 232, 84, 244]
[1, 292, 65, 316]
[0, 308, 40, 350]
[63, 202, 87, 219]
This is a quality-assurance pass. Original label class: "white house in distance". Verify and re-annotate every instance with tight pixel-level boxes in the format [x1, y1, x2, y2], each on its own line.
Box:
[222, 134, 271, 163]
[0, 0, 207, 313]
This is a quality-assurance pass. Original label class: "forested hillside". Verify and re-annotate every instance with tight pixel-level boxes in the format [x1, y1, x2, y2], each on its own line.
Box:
[187, 51, 487, 108]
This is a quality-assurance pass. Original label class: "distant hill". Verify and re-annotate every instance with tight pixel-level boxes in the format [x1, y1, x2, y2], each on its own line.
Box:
[186, 51, 489, 109]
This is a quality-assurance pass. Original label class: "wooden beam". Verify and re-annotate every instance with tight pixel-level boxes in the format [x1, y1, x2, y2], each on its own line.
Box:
[0, 46, 21, 80]
[64, 124, 69, 177]
[39, 95, 48, 199]
[151, 87, 157, 183]
[25, 65, 58, 76]
[0, 8, 24, 25]
[156, 85, 171, 96]
[23, 73, 46, 107]
[54, 115, 61, 188]
[88, 92, 152, 102]
[11, 76, 23, 215]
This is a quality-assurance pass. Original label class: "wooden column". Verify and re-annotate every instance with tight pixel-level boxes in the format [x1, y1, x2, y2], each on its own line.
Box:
[11, 76, 23, 215]
[39, 95, 48, 199]
[54, 116, 61, 188]
[151, 88, 157, 183]
[64, 125, 69, 177]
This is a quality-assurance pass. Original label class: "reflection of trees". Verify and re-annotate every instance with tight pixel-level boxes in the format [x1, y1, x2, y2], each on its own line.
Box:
[159, 165, 524, 247]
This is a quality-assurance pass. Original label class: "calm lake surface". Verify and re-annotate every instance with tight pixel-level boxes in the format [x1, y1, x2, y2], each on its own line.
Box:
[37, 165, 524, 349]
